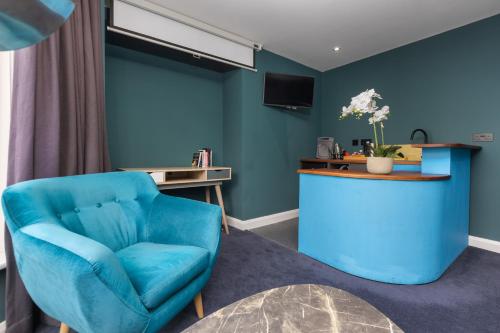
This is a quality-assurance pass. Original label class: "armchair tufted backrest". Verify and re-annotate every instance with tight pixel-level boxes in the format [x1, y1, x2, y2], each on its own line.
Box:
[2, 172, 159, 251]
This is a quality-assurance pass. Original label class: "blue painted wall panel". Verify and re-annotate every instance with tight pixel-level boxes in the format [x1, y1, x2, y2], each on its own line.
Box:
[421, 148, 451, 174]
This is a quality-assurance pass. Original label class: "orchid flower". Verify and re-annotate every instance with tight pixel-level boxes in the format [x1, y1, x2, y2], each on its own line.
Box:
[339, 90, 392, 149]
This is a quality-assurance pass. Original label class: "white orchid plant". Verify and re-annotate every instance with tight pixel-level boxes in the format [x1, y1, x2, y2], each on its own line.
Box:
[340, 89, 403, 158]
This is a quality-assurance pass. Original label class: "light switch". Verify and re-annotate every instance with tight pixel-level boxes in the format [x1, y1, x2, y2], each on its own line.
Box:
[472, 133, 494, 142]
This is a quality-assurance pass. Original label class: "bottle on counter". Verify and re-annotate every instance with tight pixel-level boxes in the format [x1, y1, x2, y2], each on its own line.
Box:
[362, 140, 373, 156]
[369, 143, 375, 157]
[333, 143, 343, 159]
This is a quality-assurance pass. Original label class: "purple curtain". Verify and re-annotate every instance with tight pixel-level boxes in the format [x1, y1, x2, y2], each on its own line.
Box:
[5, 1, 111, 332]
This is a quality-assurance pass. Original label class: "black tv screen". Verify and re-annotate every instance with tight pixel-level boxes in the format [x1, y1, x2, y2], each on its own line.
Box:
[263, 72, 314, 108]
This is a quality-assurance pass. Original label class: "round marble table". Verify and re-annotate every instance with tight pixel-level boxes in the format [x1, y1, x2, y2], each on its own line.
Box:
[183, 284, 403, 333]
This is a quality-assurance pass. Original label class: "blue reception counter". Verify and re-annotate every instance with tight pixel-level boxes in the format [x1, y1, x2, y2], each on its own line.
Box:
[298, 144, 480, 284]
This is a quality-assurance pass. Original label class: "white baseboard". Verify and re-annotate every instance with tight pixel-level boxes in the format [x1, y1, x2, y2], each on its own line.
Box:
[228, 209, 500, 255]
[227, 209, 299, 230]
[469, 235, 500, 253]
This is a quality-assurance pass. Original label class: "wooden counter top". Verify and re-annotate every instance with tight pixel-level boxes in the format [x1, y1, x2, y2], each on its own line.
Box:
[297, 169, 450, 181]
[411, 143, 481, 150]
[301, 158, 421, 165]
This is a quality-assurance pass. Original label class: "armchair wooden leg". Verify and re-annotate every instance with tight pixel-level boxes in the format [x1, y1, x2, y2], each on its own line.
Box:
[60, 323, 70, 333]
[194, 292, 204, 319]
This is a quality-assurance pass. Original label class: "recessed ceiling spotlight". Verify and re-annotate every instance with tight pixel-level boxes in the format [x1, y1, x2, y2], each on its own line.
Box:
[333, 46, 341, 53]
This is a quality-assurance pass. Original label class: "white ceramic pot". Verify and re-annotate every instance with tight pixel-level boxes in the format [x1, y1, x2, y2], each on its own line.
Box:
[366, 157, 394, 174]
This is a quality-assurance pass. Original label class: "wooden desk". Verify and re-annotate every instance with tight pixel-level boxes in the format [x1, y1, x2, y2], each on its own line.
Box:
[119, 167, 232, 234]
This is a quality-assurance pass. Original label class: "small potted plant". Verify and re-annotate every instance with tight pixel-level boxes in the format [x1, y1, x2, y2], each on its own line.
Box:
[340, 89, 403, 174]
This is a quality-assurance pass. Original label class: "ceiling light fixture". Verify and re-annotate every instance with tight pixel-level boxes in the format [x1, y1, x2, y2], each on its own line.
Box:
[333, 46, 341, 53]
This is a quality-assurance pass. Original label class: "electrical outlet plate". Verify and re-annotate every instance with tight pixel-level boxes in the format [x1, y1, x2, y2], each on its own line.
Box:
[472, 133, 494, 142]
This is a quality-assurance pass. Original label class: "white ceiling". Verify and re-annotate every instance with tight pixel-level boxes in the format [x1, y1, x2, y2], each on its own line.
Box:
[149, 0, 500, 72]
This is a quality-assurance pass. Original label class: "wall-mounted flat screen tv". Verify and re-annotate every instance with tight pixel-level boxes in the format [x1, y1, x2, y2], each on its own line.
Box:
[263, 72, 314, 109]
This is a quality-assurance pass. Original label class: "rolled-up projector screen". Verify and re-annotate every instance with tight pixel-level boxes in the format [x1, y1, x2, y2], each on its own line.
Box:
[111, 0, 255, 69]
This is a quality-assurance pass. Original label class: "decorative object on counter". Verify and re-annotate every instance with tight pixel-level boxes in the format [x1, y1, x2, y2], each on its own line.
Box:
[360, 138, 373, 156]
[316, 137, 334, 159]
[366, 156, 393, 174]
[340, 89, 403, 174]
[333, 142, 343, 159]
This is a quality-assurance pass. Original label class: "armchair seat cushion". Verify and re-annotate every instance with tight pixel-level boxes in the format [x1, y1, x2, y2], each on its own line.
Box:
[116, 242, 210, 310]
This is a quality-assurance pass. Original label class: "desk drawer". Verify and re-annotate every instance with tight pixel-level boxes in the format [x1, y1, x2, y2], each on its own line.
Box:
[207, 169, 230, 180]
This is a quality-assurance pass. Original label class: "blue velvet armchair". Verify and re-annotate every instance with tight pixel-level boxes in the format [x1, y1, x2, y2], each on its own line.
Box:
[1, 171, 222, 333]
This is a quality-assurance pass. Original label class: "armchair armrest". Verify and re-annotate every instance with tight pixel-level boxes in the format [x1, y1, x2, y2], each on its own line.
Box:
[145, 194, 222, 260]
[13, 223, 149, 332]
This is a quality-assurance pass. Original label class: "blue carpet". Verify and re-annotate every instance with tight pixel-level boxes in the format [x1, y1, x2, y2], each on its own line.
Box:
[37, 227, 500, 332]
[165, 227, 500, 333]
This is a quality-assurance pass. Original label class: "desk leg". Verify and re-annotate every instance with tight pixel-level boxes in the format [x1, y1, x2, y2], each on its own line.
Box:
[215, 184, 229, 235]
[205, 187, 211, 203]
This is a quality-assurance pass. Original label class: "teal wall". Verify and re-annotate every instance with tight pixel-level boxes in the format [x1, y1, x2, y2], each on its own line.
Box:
[105, 45, 224, 167]
[225, 50, 321, 220]
[221, 70, 244, 217]
[105, 46, 321, 220]
[321, 14, 500, 241]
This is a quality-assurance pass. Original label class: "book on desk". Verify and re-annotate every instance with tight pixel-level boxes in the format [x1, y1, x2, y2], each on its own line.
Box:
[192, 148, 213, 167]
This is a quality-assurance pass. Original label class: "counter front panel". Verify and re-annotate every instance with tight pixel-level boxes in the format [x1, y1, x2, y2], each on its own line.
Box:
[298, 144, 475, 284]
